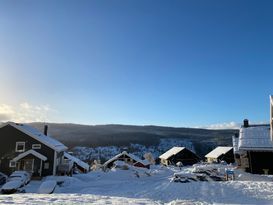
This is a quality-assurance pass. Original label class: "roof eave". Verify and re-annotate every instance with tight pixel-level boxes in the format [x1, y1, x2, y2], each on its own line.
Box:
[8, 122, 67, 152]
[239, 147, 273, 151]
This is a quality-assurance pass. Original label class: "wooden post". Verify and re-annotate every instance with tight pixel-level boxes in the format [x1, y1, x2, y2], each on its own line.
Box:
[39, 159, 43, 177]
[269, 95, 273, 140]
[248, 151, 253, 173]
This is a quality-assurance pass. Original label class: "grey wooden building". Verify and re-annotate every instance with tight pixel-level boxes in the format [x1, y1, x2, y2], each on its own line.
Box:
[0, 122, 68, 177]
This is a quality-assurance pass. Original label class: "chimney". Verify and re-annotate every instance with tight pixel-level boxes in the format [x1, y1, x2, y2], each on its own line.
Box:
[243, 119, 249, 128]
[44, 125, 48, 136]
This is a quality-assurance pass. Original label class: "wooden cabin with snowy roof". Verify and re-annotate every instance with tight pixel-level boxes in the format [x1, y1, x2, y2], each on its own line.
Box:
[103, 151, 150, 170]
[234, 120, 273, 174]
[0, 122, 73, 177]
[232, 96, 273, 174]
[205, 146, 234, 164]
[159, 147, 200, 166]
[64, 152, 90, 173]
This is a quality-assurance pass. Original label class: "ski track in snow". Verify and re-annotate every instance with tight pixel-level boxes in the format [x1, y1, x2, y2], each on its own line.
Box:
[0, 165, 273, 205]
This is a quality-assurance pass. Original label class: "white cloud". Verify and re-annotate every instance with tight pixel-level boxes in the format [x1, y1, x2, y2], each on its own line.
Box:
[200, 120, 268, 130]
[20, 102, 31, 109]
[0, 104, 15, 115]
[0, 102, 57, 123]
[204, 122, 240, 129]
[0, 113, 10, 121]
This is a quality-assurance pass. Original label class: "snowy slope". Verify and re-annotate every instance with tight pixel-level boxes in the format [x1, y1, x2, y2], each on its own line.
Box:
[1, 164, 273, 204]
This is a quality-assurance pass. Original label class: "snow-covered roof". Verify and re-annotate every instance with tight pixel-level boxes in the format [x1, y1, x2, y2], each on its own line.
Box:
[0, 122, 67, 152]
[127, 152, 150, 166]
[140, 159, 150, 166]
[159, 147, 185, 160]
[205, 146, 233, 159]
[13, 149, 47, 161]
[104, 151, 150, 167]
[238, 125, 273, 151]
[64, 152, 90, 171]
[113, 160, 128, 167]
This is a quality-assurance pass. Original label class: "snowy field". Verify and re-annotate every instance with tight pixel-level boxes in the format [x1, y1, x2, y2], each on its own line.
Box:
[1, 164, 273, 205]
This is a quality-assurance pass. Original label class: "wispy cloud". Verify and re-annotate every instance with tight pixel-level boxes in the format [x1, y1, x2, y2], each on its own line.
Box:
[199, 120, 268, 130]
[0, 102, 57, 123]
[203, 122, 240, 129]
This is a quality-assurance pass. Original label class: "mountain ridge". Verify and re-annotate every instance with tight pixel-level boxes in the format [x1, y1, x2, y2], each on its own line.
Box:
[28, 122, 238, 158]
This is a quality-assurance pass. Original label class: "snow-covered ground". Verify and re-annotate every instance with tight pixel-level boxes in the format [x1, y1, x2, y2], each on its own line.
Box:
[1, 164, 273, 205]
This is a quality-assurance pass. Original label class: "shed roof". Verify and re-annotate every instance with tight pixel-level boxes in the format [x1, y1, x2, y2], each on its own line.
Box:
[103, 151, 150, 167]
[64, 152, 90, 171]
[0, 122, 67, 152]
[205, 146, 233, 159]
[159, 147, 185, 160]
[238, 125, 273, 151]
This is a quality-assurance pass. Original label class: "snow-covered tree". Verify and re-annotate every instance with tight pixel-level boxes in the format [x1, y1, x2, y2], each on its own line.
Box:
[144, 152, 155, 165]
[91, 159, 102, 171]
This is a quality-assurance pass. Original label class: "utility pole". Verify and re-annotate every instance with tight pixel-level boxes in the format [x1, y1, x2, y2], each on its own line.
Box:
[269, 95, 273, 141]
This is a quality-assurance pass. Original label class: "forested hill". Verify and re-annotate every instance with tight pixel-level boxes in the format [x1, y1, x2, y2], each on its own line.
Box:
[29, 123, 238, 157]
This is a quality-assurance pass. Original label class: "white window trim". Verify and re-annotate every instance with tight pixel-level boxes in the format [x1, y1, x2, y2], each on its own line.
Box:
[15, 142, 25, 152]
[9, 160, 16, 168]
[32, 144, 41, 149]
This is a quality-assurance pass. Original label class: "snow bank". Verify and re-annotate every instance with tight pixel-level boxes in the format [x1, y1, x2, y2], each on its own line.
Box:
[37, 180, 57, 194]
[1, 164, 273, 204]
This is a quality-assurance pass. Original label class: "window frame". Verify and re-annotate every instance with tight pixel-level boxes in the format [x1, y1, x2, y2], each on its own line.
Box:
[9, 160, 16, 168]
[32, 144, 41, 150]
[15, 142, 25, 152]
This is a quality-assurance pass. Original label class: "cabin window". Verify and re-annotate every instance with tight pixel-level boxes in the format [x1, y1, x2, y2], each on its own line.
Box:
[9, 160, 16, 167]
[32, 144, 41, 149]
[44, 162, 49, 169]
[15, 142, 25, 152]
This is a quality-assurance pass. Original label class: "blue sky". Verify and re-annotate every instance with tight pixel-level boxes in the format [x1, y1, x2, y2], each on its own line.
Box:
[0, 0, 273, 128]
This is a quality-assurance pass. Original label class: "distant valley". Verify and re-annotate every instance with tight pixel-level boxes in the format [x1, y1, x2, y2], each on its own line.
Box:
[29, 123, 238, 163]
